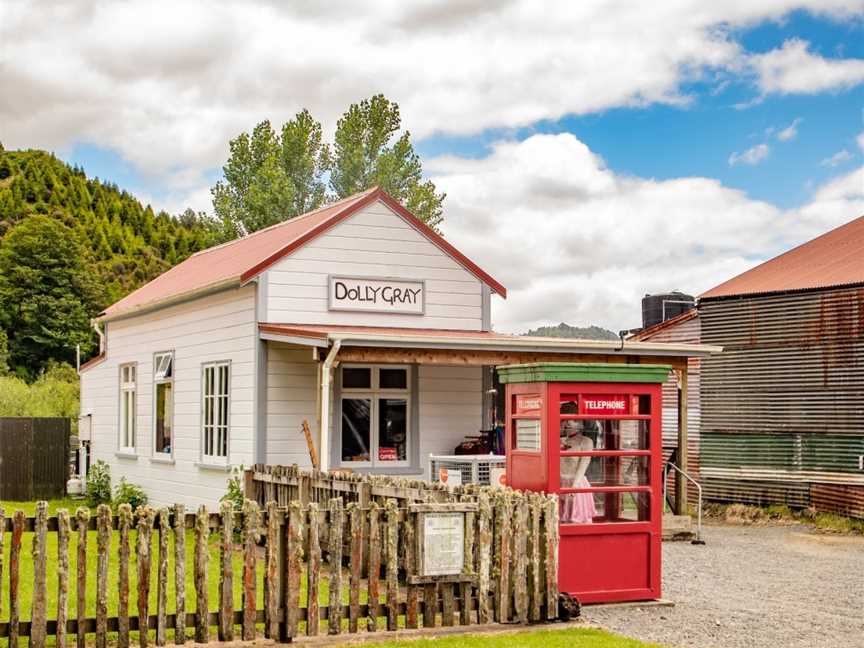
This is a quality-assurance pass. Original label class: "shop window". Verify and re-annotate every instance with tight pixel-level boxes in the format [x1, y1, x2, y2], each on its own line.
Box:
[154, 352, 174, 455]
[339, 366, 410, 467]
[202, 361, 230, 462]
[119, 363, 137, 452]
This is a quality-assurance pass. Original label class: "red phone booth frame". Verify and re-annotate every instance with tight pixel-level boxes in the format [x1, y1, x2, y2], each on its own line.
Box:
[500, 363, 669, 604]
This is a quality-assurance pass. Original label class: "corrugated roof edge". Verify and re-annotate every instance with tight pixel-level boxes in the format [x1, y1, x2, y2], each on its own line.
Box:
[698, 280, 864, 302]
[629, 308, 698, 341]
[78, 352, 106, 373]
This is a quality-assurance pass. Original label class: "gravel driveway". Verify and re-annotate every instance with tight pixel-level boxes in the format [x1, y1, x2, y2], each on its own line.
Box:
[583, 522, 864, 648]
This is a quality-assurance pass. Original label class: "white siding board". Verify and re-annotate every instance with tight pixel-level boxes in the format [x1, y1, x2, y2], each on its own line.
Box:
[79, 286, 257, 509]
[264, 345, 318, 467]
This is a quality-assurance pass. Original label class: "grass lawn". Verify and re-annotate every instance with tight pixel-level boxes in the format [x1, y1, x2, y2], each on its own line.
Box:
[360, 627, 664, 647]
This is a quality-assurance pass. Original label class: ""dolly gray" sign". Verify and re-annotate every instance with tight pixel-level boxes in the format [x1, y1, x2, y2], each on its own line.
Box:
[328, 276, 425, 314]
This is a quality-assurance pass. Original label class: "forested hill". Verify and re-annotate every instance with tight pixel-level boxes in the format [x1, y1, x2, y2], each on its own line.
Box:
[0, 147, 217, 378]
[0, 149, 215, 305]
[524, 322, 618, 340]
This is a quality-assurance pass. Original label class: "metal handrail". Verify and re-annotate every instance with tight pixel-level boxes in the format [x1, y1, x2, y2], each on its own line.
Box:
[662, 461, 705, 544]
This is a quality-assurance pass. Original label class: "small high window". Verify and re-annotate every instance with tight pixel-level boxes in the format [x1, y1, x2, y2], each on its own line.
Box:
[153, 352, 174, 455]
[119, 363, 137, 452]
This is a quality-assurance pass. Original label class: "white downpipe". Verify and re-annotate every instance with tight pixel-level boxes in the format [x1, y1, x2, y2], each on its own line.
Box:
[318, 339, 341, 473]
[91, 319, 105, 354]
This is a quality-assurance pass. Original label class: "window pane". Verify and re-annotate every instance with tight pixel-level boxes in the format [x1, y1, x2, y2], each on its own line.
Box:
[341, 398, 371, 462]
[342, 367, 372, 389]
[560, 491, 650, 524]
[559, 419, 650, 451]
[156, 382, 173, 454]
[378, 398, 407, 461]
[561, 455, 649, 488]
[514, 419, 541, 450]
[379, 368, 407, 390]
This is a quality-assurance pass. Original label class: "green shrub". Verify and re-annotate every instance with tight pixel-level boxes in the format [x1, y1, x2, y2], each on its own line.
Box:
[221, 465, 246, 511]
[113, 477, 148, 511]
[85, 460, 112, 507]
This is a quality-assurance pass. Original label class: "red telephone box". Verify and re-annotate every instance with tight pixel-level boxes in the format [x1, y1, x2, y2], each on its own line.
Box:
[498, 363, 670, 604]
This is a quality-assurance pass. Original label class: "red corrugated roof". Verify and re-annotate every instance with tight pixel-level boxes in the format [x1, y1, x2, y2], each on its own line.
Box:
[101, 188, 506, 320]
[701, 215, 864, 299]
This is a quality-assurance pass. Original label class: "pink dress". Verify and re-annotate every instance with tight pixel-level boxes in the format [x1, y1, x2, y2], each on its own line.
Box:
[560, 476, 597, 524]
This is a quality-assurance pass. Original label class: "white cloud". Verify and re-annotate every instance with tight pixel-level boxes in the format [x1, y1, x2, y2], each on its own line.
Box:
[776, 117, 803, 141]
[428, 133, 863, 332]
[1, 1, 861, 186]
[820, 149, 854, 167]
[728, 143, 770, 166]
[857, 131, 864, 152]
[750, 38, 864, 95]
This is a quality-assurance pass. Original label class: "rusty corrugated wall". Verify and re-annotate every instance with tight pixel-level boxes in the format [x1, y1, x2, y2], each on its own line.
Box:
[700, 285, 864, 517]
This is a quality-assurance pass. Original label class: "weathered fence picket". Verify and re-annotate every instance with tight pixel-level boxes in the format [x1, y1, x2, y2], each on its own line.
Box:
[118, 504, 133, 648]
[0, 471, 560, 646]
[96, 504, 111, 648]
[173, 504, 186, 645]
[327, 497, 344, 635]
[194, 506, 209, 643]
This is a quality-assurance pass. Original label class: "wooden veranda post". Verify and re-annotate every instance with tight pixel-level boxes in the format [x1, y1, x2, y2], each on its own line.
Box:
[676, 365, 689, 515]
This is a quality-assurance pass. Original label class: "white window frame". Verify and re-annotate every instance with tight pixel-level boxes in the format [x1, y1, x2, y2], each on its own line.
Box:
[338, 364, 411, 469]
[118, 363, 137, 453]
[201, 360, 231, 464]
[153, 351, 175, 457]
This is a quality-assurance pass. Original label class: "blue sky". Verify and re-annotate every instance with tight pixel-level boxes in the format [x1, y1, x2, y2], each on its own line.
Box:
[4, 2, 864, 330]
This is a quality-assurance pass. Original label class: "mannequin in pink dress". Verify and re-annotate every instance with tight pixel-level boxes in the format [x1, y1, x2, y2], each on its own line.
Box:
[560, 422, 598, 523]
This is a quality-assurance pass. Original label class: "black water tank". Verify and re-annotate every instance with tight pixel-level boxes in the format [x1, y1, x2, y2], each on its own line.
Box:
[641, 291, 694, 329]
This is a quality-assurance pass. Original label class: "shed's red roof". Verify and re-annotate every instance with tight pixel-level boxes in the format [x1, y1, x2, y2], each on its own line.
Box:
[700, 215, 864, 299]
[101, 188, 506, 319]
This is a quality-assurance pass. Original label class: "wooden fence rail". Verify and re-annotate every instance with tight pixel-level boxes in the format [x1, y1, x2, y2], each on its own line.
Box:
[0, 488, 558, 646]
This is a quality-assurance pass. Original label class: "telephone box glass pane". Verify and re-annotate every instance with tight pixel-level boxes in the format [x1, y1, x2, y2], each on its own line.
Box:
[560, 419, 649, 450]
[560, 491, 650, 524]
[341, 398, 371, 462]
[514, 419, 541, 450]
[560, 456, 650, 488]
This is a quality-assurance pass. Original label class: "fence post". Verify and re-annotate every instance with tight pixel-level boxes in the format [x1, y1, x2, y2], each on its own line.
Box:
[118, 504, 133, 648]
[137, 507, 155, 648]
[242, 500, 260, 641]
[156, 508, 170, 646]
[243, 468, 255, 502]
[96, 504, 111, 648]
[544, 495, 559, 620]
[528, 494, 542, 622]
[218, 501, 234, 642]
[307, 503, 321, 636]
[30, 501, 49, 648]
[347, 503, 363, 633]
[513, 498, 528, 624]
[495, 493, 512, 623]
[404, 513, 419, 629]
[328, 497, 344, 635]
[173, 504, 186, 645]
[194, 506, 210, 643]
[461, 507, 476, 625]
[0, 506, 4, 624]
[285, 502, 303, 639]
[385, 499, 399, 631]
[9, 510, 24, 648]
[366, 503, 380, 632]
[75, 508, 89, 648]
[265, 501, 280, 641]
[57, 509, 71, 648]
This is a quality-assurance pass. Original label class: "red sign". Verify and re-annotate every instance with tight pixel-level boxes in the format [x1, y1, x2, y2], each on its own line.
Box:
[581, 395, 629, 415]
[378, 447, 397, 461]
[515, 394, 542, 415]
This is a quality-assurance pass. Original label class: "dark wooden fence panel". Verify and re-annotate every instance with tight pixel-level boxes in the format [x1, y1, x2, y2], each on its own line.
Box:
[0, 417, 69, 501]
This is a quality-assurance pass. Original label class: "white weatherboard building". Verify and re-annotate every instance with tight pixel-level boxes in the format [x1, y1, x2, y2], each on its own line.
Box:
[79, 187, 711, 507]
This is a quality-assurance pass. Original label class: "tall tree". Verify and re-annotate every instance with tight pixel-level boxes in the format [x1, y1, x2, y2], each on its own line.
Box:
[330, 94, 445, 228]
[212, 110, 330, 236]
[0, 215, 101, 379]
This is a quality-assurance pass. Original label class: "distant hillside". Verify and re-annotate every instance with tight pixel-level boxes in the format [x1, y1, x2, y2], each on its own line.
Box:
[524, 322, 618, 341]
[0, 148, 217, 377]
[0, 149, 217, 306]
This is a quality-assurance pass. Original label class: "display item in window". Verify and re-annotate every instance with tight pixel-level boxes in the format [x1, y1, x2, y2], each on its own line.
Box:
[559, 420, 597, 524]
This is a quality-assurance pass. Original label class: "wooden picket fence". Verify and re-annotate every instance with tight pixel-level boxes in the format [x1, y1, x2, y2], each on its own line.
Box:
[0, 489, 559, 646]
